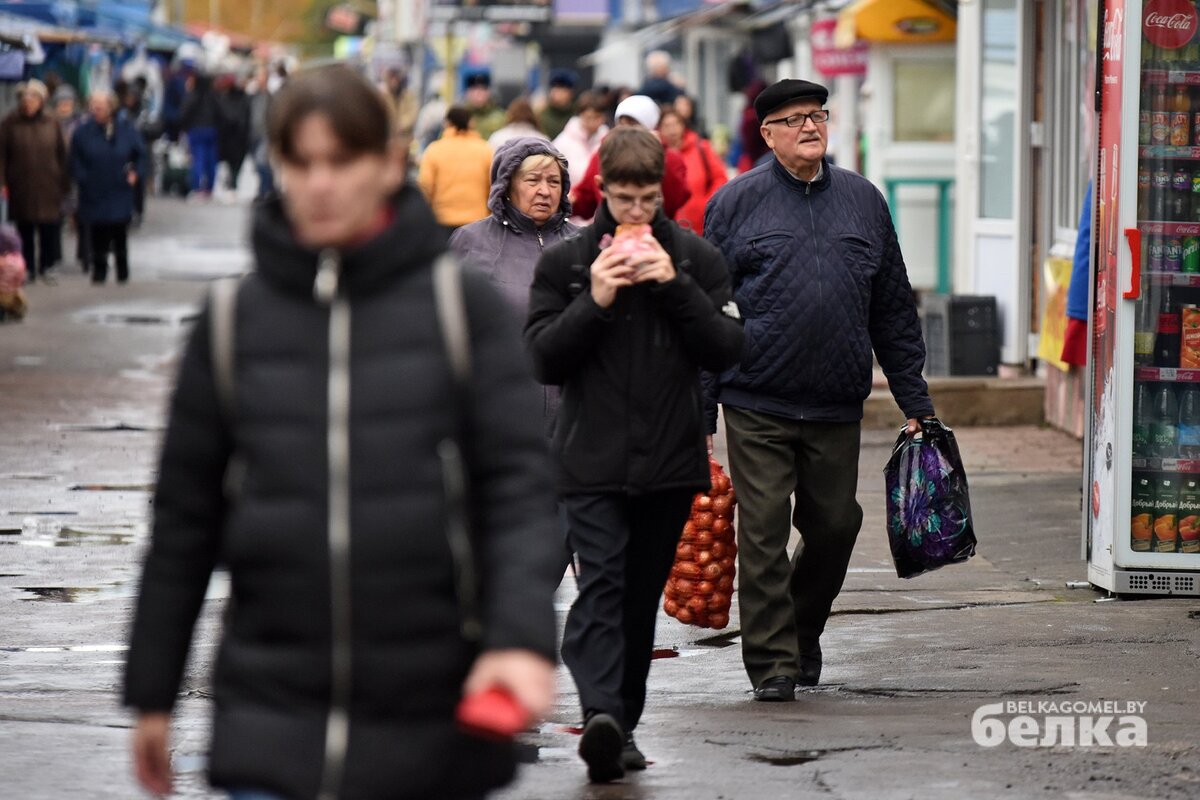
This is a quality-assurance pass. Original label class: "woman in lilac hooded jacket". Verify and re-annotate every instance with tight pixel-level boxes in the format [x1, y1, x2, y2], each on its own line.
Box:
[449, 137, 578, 429]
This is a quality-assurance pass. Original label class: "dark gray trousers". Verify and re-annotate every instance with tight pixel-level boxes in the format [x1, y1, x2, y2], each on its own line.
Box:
[723, 406, 863, 687]
[560, 490, 693, 733]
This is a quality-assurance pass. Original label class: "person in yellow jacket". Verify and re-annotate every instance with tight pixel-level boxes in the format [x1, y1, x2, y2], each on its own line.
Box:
[418, 106, 493, 230]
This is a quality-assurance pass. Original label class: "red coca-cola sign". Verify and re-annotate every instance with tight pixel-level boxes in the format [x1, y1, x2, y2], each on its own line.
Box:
[1145, 0, 1198, 49]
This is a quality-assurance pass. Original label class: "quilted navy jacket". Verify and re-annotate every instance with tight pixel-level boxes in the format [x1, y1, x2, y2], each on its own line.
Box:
[703, 157, 933, 428]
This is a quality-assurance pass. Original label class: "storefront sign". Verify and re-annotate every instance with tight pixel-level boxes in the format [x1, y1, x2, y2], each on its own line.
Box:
[811, 18, 868, 78]
[1144, 0, 1197, 50]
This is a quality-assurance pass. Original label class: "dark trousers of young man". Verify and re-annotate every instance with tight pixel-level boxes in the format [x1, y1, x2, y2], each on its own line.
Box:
[560, 489, 693, 733]
[90, 222, 130, 284]
[17, 221, 62, 281]
[723, 406, 864, 688]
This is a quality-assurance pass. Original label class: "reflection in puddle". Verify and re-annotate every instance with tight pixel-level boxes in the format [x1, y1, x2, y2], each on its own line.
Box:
[55, 527, 138, 546]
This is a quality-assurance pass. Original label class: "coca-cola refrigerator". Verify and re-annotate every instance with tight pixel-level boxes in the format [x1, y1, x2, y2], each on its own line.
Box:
[1087, 0, 1200, 595]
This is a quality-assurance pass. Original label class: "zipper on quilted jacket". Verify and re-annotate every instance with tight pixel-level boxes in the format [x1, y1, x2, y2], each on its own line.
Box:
[315, 248, 353, 800]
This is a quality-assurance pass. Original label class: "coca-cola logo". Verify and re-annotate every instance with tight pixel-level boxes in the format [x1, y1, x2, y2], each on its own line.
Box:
[1145, 0, 1198, 49]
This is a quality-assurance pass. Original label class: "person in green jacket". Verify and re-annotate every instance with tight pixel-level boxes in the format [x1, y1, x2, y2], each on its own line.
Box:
[465, 72, 506, 142]
[539, 69, 576, 141]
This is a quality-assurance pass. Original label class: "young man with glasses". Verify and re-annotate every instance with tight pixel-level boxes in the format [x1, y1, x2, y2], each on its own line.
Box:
[704, 79, 934, 702]
[526, 126, 743, 783]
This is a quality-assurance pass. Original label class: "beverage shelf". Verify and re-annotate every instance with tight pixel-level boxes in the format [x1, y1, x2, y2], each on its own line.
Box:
[1136, 367, 1200, 382]
[1140, 144, 1200, 159]
[1138, 221, 1200, 236]
[1143, 69, 1200, 85]
[1148, 271, 1200, 286]
[1132, 456, 1200, 472]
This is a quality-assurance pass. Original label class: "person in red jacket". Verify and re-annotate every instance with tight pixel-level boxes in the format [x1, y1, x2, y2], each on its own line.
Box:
[569, 94, 690, 222]
[659, 107, 727, 235]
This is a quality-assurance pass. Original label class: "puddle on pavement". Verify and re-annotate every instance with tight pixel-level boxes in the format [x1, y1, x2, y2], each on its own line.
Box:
[692, 629, 741, 648]
[54, 526, 140, 546]
[173, 754, 207, 773]
[69, 482, 155, 492]
[13, 572, 228, 604]
[747, 751, 823, 767]
[75, 305, 199, 327]
[1189, 610, 1200, 620]
[0, 643, 128, 654]
[5, 473, 59, 481]
[651, 647, 679, 660]
[56, 421, 160, 433]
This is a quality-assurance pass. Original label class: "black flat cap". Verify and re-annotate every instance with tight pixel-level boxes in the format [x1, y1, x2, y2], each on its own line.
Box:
[754, 79, 829, 123]
[464, 72, 491, 89]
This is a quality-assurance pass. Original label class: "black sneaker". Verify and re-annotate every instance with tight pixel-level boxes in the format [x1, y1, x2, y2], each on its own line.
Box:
[579, 712, 624, 783]
[621, 732, 647, 771]
[753, 675, 796, 702]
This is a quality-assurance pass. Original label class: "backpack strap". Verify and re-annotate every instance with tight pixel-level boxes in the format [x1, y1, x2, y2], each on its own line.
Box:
[430, 253, 483, 642]
[209, 276, 242, 420]
[432, 253, 471, 388]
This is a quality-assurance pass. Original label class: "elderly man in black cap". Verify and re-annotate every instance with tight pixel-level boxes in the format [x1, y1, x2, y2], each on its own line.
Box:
[703, 79, 935, 701]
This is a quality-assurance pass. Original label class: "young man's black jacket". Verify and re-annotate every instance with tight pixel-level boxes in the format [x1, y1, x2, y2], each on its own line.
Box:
[525, 202, 744, 495]
[124, 185, 561, 800]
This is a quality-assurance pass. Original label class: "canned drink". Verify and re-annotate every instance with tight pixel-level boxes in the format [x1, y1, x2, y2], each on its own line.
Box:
[1151, 235, 1165, 270]
[1182, 305, 1200, 368]
[1185, 237, 1200, 273]
[1166, 236, 1183, 271]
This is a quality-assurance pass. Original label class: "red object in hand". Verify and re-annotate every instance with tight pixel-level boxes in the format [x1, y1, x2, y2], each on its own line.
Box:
[456, 687, 529, 740]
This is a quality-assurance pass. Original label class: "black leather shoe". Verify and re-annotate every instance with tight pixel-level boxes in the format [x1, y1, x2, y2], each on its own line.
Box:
[798, 642, 823, 687]
[579, 712, 625, 783]
[621, 732, 647, 771]
[753, 675, 796, 702]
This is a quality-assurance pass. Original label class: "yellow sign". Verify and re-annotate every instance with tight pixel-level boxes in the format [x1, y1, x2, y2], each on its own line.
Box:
[835, 0, 957, 48]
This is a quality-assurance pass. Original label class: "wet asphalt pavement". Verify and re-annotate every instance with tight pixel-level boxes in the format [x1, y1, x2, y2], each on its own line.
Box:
[1, 196, 1199, 800]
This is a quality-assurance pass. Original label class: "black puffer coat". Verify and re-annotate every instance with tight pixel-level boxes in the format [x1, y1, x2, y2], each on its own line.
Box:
[124, 185, 561, 800]
[525, 203, 744, 495]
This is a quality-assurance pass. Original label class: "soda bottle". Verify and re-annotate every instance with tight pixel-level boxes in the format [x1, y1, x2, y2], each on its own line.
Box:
[1134, 381, 1155, 453]
[1154, 383, 1180, 457]
[1156, 286, 1182, 368]
[1136, 285, 1158, 367]
[1139, 165, 1151, 218]
[1166, 235, 1183, 270]
[1184, 236, 1200, 272]
[1181, 478, 1200, 553]
[1180, 386, 1200, 458]
[1171, 86, 1190, 146]
[1171, 167, 1191, 221]
[1154, 475, 1181, 552]
[1131, 474, 1155, 552]
[1152, 85, 1171, 145]
[1152, 165, 1170, 219]
[1141, 86, 1153, 146]
[1150, 235, 1165, 270]
[1191, 171, 1200, 221]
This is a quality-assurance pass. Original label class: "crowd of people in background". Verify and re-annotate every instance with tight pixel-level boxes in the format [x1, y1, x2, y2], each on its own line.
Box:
[416, 50, 745, 238]
[0, 58, 290, 291]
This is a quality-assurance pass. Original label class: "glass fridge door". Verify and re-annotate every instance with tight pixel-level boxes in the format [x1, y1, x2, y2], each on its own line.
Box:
[1132, 27, 1200, 560]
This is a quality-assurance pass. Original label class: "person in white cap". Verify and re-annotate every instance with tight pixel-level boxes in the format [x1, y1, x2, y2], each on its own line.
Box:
[569, 94, 691, 222]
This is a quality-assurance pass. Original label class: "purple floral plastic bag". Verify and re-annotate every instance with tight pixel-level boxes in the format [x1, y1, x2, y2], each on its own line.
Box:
[883, 418, 976, 578]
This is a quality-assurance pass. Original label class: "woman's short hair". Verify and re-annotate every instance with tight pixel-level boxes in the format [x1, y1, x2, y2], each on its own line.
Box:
[574, 91, 608, 116]
[598, 126, 663, 187]
[514, 153, 560, 181]
[268, 65, 392, 163]
[504, 97, 541, 130]
[445, 106, 472, 132]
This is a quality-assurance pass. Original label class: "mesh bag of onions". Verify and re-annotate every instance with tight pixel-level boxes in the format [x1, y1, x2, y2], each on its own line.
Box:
[662, 456, 736, 629]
